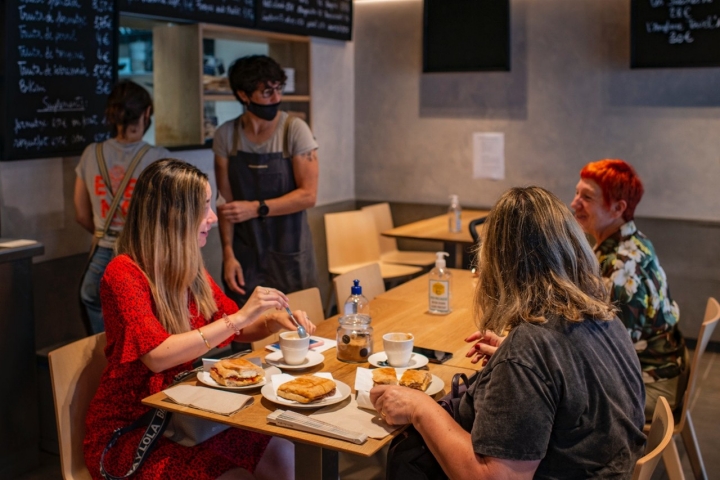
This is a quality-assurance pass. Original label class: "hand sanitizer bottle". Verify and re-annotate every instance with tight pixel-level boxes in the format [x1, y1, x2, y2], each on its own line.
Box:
[343, 279, 370, 315]
[448, 195, 461, 233]
[429, 252, 452, 315]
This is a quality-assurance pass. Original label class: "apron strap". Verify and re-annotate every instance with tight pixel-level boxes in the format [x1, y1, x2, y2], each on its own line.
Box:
[232, 114, 295, 159]
[94, 143, 151, 240]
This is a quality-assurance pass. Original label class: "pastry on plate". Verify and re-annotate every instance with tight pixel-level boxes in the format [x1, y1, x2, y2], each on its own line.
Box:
[399, 370, 432, 392]
[209, 357, 264, 387]
[277, 375, 337, 404]
[372, 367, 398, 386]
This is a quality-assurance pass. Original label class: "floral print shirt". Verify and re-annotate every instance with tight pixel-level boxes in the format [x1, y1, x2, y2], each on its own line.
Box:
[595, 221, 684, 383]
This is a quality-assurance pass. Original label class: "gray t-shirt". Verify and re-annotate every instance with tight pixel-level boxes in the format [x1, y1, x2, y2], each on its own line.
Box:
[458, 316, 646, 479]
[75, 139, 170, 248]
[212, 112, 317, 159]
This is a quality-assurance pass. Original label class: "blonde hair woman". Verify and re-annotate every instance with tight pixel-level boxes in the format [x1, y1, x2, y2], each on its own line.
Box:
[83, 159, 315, 480]
[372, 187, 646, 479]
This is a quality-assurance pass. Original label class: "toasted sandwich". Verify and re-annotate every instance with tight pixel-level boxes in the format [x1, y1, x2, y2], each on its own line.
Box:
[399, 370, 432, 392]
[277, 376, 337, 404]
[209, 357, 265, 387]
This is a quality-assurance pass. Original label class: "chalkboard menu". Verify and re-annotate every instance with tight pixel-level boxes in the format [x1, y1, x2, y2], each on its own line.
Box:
[423, 0, 510, 72]
[1, 0, 117, 161]
[119, 0, 255, 29]
[257, 0, 352, 41]
[631, 0, 720, 68]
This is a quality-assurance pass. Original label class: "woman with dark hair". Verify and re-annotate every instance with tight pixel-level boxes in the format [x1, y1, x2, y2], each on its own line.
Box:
[570, 159, 686, 420]
[372, 187, 646, 479]
[213, 55, 319, 312]
[74, 80, 170, 334]
[83, 159, 315, 480]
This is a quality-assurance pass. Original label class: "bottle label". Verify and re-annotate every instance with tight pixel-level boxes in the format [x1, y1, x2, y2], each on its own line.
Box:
[429, 280, 450, 313]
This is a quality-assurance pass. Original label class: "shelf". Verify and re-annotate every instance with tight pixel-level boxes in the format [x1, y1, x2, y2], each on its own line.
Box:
[203, 93, 310, 102]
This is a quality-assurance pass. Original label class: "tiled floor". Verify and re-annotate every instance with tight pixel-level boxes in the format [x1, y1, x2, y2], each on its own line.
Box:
[16, 351, 720, 480]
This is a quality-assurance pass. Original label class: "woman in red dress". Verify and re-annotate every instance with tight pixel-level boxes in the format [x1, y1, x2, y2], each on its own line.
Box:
[83, 159, 315, 480]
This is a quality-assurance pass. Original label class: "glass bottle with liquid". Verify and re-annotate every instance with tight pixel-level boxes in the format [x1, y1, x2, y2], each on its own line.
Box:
[429, 252, 452, 315]
[343, 279, 370, 316]
[448, 194, 462, 233]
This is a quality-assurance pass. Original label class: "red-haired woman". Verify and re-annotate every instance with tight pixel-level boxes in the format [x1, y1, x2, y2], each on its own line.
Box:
[570, 159, 687, 420]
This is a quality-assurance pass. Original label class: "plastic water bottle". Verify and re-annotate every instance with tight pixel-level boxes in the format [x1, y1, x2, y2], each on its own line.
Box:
[343, 279, 370, 315]
[429, 252, 452, 315]
[448, 194, 461, 233]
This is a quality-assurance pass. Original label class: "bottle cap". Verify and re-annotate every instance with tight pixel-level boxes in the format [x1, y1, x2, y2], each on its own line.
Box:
[351, 279, 362, 295]
[449, 194, 459, 204]
[435, 251, 449, 269]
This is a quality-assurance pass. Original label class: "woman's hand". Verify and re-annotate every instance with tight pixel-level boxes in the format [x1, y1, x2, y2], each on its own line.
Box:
[229, 286, 289, 330]
[369, 385, 436, 426]
[465, 330, 504, 366]
[267, 309, 317, 336]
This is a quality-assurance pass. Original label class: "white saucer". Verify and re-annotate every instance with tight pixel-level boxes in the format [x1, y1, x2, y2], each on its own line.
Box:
[265, 350, 325, 370]
[368, 352, 429, 369]
[197, 366, 281, 391]
[261, 380, 351, 409]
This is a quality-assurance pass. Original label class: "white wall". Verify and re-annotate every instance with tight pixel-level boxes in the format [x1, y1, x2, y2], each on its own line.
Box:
[354, 0, 720, 221]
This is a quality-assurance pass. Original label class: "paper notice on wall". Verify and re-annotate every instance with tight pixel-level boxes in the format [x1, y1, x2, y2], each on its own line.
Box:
[473, 133, 505, 180]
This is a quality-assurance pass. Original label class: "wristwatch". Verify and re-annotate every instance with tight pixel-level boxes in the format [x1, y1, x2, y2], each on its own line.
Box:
[257, 199, 269, 218]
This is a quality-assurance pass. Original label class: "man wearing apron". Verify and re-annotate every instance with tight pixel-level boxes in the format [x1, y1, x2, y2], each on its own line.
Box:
[213, 55, 319, 311]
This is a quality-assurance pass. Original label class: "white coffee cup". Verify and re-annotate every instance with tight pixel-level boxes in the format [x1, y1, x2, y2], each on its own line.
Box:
[280, 331, 310, 365]
[383, 332, 414, 367]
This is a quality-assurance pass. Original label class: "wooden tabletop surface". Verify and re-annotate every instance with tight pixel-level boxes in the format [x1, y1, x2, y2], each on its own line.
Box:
[142, 269, 480, 458]
[381, 209, 490, 244]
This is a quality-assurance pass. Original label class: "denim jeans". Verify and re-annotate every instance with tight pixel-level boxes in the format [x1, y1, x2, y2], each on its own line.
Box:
[80, 246, 115, 334]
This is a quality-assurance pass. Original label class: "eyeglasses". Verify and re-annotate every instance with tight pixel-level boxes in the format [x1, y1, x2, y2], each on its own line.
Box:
[260, 84, 285, 99]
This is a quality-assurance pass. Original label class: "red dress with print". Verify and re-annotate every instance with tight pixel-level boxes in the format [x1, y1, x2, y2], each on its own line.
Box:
[83, 254, 270, 480]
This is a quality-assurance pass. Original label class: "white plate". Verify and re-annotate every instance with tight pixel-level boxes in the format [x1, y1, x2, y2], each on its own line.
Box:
[261, 380, 352, 409]
[368, 352, 429, 369]
[265, 350, 325, 370]
[424, 374, 445, 396]
[197, 366, 281, 391]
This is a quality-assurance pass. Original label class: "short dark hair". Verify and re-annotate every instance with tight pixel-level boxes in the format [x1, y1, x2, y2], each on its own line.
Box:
[228, 55, 287, 104]
[105, 80, 153, 137]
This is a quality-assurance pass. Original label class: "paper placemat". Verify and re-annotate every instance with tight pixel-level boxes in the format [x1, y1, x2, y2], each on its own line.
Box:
[164, 385, 253, 416]
[310, 397, 400, 439]
[270, 372, 342, 402]
[265, 336, 337, 354]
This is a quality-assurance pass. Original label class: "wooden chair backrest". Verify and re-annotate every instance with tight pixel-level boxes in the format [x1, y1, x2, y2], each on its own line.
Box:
[251, 287, 325, 350]
[324, 210, 381, 272]
[676, 296, 720, 432]
[632, 396, 674, 480]
[333, 263, 386, 307]
[361, 203, 398, 255]
[48, 333, 107, 480]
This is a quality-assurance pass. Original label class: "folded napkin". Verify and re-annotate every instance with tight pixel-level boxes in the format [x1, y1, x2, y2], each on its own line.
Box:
[270, 372, 343, 403]
[164, 385, 253, 416]
[311, 397, 400, 439]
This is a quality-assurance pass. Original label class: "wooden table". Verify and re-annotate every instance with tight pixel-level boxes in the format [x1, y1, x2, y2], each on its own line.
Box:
[143, 270, 479, 479]
[381, 209, 490, 268]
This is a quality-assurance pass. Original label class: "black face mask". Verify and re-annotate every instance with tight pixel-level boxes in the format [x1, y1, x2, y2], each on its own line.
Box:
[246, 101, 280, 121]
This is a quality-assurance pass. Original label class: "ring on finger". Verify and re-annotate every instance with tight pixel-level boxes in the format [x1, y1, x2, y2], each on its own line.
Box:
[264, 288, 270, 295]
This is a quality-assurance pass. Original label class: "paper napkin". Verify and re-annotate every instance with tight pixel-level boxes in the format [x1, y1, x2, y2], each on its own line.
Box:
[311, 397, 400, 439]
[163, 385, 253, 416]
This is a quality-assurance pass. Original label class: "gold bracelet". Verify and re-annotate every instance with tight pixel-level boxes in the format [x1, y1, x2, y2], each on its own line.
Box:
[197, 328, 211, 349]
[223, 313, 241, 336]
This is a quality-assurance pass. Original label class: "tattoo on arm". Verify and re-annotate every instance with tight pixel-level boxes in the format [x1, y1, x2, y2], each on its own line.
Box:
[300, 149, 317, 162]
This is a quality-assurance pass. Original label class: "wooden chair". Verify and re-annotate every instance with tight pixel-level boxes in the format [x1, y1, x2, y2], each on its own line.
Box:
[648, 297, 720, 480]
[333, 263, 386, 312]
[324, 209, 422, 279]
[361, 203, 436, 268]
[251, 287, 325, 350]
[632, 396, 675, 480]
[48, 333, 107, 480]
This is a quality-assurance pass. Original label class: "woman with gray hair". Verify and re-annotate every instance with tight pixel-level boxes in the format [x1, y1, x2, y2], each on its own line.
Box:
[372, 186, 646, 479]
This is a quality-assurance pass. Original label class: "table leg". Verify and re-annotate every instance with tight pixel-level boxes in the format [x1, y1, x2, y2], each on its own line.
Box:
[294, 443, 339, 480]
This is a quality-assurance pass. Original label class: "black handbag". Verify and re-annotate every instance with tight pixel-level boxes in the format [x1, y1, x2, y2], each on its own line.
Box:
[386, 372, 476, 480]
